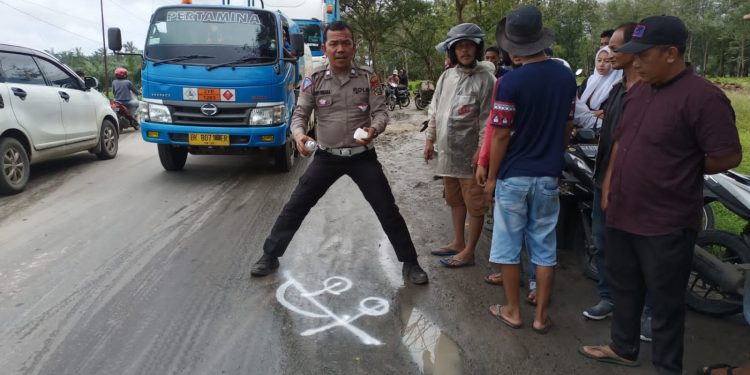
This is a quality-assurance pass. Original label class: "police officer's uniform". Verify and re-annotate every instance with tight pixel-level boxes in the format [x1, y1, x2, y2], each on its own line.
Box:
[261, 64, 419, 264]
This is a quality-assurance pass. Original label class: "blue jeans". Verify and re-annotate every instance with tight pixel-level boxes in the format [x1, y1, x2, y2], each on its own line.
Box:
[592, 187, 612, 303]
[490, 176, 559, 267]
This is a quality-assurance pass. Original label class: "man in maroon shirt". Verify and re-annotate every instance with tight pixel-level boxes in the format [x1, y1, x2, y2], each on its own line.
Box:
[579, 16, 742, 375]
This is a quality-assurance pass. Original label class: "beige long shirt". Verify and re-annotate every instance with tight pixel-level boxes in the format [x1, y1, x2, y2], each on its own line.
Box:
[427, 61, 496, 178]
[291, 64, 388, 149]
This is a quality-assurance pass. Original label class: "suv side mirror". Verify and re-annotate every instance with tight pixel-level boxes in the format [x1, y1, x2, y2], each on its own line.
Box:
[84, 77, 99, 90]
[291, 33, 305, 57]
[108, 28, 123, 52]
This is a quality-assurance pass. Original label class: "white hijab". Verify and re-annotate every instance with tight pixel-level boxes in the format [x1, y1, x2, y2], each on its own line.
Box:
[579, 46, 622, 110]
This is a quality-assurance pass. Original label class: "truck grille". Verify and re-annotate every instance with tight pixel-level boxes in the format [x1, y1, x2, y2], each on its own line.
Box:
[168, 102, 251, 127]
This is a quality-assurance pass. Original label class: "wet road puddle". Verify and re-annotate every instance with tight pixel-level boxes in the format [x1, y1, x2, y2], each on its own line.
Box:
[401, 308, 462, 375]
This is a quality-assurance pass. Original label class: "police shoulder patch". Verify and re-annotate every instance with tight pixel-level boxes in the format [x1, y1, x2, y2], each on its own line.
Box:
[302, 76, 313, 92]
[370, 75, 383, 96]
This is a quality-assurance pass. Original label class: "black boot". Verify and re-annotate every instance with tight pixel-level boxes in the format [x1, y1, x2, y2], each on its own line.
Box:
[402, 261, 429, 285]
[251, 253, 279, 277]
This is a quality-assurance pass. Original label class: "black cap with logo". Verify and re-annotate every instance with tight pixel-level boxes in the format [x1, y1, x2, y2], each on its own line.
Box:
[619, 15, 688, 54]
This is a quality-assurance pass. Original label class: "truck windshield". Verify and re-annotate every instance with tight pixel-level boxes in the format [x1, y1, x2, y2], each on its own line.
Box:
[297, 23, 322, 52]
[145, 7, 278, 66]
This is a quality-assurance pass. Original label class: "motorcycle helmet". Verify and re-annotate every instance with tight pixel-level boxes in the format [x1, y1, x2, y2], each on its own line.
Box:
[444, 23, 485, 66]
[114, 67, 128, 79]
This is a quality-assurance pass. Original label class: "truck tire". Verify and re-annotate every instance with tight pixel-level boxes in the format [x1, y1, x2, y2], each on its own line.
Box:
[158, 144, 188, 171]
[686, 230, 750, 317]
[274, 138, 294, 172]
[0, 137, 30, 195]
[95, 119, 118, 160]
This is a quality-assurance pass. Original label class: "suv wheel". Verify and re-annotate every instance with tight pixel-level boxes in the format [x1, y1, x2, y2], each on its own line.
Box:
[0, 137, 30, 195]
[95, 119, 118, 160]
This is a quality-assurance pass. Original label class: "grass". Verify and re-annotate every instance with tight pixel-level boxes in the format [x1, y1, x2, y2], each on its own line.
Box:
[710, 89, 749, 234]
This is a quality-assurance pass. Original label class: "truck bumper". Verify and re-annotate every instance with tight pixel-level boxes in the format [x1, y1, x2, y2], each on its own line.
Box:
[140, 122, 289, 147]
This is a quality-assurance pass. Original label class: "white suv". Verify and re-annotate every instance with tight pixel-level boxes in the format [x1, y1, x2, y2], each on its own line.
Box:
[0, 44, 119, 194]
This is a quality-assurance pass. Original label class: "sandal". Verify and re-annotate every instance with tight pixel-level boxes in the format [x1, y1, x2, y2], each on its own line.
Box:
[484, 273, 503, 285]
[697, 364, 738, 375]
[526, 289, 537, 306]
[532, 317, 553, 335]
[440, 255, 475, 268]
[430, 246, 460, 256]
[488, 304, 522, 329]
[579, 345, 639, 367]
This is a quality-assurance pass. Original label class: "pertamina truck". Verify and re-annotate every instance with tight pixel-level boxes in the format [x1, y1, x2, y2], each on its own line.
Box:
[108, 0, 310, 172]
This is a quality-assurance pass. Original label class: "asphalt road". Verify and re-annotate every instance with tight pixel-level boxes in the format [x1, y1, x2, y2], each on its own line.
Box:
[0, 115, 748, 375]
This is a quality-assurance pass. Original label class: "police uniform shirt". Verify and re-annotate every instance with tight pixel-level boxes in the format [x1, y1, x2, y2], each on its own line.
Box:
[291, 65, 388, 149]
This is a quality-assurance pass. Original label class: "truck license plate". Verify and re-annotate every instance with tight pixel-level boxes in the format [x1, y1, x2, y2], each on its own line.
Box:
[188, 133, 229, 146]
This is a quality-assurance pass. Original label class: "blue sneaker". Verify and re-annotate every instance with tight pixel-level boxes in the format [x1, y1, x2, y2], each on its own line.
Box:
[583, 300, 614, 320]
[640, 316, 652, 342]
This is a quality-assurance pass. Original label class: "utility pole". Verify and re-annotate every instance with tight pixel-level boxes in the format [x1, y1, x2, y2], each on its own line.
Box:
[100, 0, 109, 95]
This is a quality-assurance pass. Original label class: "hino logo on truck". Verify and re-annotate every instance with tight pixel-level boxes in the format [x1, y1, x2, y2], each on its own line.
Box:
[201, 104, 219, 116]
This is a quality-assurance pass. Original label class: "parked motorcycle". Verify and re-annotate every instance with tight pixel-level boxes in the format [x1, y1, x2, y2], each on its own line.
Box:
[559, 128, 599, 280]
[687, 171, 750, 324]
[111, 100, 139, 132]
[386, 82, 410, 111]
[414, 80, 435, 110]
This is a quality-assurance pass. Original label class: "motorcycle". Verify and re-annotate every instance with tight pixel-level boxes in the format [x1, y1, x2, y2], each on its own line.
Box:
[385, 82, 410, 111]
[687, 171, 750, 324]
[111, 100, 140, 132]
[559, 128, 599, 280]
[414, 80, 435, 110]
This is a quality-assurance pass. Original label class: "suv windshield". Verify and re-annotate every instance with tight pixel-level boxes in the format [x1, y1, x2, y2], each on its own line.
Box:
[145, 7, 278, 66]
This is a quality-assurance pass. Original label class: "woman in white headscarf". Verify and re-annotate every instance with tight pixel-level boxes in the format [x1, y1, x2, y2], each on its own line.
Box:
[574, 46, 622, 130]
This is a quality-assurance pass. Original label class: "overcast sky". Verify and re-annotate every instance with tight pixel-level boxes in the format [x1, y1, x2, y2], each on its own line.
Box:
[0, 0, 237, 54]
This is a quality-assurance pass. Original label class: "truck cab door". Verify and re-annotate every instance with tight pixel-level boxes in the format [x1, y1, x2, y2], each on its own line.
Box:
[35, 57, 97, 146]
[0, 52, 65, 151]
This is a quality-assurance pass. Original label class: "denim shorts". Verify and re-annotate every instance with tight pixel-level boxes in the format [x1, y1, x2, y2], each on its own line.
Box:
[489, 176, 559, 266]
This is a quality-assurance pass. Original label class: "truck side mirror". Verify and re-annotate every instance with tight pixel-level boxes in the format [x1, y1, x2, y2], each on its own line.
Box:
[291, 33, 305, 57]
[108, 27, 123, 52]
[84, 77, 99, 90]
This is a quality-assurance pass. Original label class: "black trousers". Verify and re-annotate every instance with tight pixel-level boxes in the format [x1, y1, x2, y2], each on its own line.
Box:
[263, 149, 418, 262]
[606, 227, 697, 375]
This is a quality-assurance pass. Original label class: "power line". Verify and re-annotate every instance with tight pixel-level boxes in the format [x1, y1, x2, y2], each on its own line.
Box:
[23, 0, 99, 24]
[106, 0, 150, 23]
[0, 1, 100, 46]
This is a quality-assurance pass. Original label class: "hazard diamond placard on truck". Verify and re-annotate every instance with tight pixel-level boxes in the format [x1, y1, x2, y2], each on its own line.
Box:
[182, 88, 236, 102]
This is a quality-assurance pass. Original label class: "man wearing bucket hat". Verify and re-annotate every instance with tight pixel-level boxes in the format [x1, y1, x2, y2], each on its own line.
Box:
[484, 5, 576, 334]
[424, 23, 496, 269]
[579, 16, 742, 374]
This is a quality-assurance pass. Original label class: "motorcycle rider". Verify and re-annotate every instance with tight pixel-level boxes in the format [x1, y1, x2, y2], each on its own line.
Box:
[112, 67, 140, 119]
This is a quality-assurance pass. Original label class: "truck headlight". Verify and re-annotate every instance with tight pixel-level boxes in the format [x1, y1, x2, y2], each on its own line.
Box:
[142, 102, 172, 123]
[249, 104, 286, 126]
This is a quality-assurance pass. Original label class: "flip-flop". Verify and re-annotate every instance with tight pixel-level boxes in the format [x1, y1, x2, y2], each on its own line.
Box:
[578, 345, 640, 367]
[440, 255, 475, 268]
[526, 290, 537, 306]
[430, 247, 460, 256]
[697, 363, 737, 375]
[488, 304, 522, 329]
[484, 273, 503, 285]
[532, 317, 553, 335]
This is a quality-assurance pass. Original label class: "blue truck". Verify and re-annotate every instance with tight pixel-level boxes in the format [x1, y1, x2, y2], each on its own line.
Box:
[265, 0, 340, 68]
[108, 2, 309, 172]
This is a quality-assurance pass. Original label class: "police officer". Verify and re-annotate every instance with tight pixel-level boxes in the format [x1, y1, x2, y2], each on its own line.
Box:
[250, 21, 429, 285]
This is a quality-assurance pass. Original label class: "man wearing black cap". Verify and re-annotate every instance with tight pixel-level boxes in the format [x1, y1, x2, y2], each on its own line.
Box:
[580, 16, 742, 374]
[484, 5, 576, 334]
